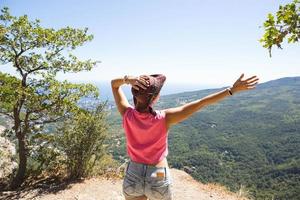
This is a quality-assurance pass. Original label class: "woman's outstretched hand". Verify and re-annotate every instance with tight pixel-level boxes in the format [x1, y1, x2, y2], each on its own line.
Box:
[127, 75, 150, 90]
[231, 74, 259, 94]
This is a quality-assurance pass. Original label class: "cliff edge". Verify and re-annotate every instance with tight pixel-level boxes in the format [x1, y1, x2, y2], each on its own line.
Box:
[1, 168, 248, 200]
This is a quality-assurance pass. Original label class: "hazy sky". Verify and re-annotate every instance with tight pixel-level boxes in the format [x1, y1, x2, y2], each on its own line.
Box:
[1, 0, 299, 87]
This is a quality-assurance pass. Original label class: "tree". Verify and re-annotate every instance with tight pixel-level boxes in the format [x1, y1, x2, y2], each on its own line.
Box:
[260, 0, 299, 56]
[0, 7, 100, 189]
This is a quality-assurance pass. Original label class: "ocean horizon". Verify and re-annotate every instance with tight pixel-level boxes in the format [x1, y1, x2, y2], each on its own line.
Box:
[94, 81, 222, 100]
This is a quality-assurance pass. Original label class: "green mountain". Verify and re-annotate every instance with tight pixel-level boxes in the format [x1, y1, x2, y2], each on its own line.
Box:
[108, 77, 300, 200]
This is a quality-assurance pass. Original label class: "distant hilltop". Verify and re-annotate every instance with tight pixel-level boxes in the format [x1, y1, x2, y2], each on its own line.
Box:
[89, 76, 300, 101]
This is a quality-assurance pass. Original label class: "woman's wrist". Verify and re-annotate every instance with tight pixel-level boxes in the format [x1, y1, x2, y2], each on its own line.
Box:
[227, 87, 237, 95]
[226, 88, 233, 95]
[123, 75, 130, 84]
[111, 76, 132, 88]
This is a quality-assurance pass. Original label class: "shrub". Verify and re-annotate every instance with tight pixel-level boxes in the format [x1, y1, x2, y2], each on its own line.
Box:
[57, 103, 108, 179]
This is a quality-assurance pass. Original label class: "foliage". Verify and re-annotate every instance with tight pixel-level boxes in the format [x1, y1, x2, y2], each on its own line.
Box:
[89, 154, 121, 178]
[56, 104, 108, 178]
[23, 103, 109, 180]
[260, 0, 300, 56]
[26, 132, 64, 177]
[0, 7, 100, 189]
[108, 77, 300, 200]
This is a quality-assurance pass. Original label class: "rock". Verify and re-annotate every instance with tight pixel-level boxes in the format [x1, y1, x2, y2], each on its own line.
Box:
[0, 125, 5, 133]
[183, 166, 194, 174]
[0, 125, 17, 185]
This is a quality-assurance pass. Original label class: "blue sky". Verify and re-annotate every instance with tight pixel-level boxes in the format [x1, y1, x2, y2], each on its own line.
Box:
[1, 0, 299, 88]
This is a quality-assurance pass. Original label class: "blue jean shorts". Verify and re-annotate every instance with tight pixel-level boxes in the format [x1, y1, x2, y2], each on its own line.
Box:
[122, 160, 173, 200]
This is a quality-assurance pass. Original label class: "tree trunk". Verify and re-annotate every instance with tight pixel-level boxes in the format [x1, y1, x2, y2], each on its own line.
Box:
[10, 136, 27, 190]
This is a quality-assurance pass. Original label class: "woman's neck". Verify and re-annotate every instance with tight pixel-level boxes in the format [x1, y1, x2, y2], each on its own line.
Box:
[135, 106, 150, 113]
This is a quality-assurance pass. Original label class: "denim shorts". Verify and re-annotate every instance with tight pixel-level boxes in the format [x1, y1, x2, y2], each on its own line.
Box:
[122, 160, 173, 200]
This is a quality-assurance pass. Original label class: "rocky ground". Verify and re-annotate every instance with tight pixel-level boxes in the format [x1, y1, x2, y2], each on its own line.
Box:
[0, 125, 17, 186]
[0, 168, 249, 200]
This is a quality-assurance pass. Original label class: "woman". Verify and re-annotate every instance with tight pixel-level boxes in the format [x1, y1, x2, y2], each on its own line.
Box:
[111, 73, 259, 200]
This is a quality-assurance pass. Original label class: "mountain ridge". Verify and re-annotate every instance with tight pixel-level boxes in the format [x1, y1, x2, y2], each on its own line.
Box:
[158, 76, 300, 98]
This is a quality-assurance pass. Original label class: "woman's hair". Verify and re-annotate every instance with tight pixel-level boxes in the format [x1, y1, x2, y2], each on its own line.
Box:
[133, 93, 157, 115]
[131, 74, 166, 115]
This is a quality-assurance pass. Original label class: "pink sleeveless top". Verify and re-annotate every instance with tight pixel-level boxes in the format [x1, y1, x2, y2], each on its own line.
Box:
[122, 106, 168, 164]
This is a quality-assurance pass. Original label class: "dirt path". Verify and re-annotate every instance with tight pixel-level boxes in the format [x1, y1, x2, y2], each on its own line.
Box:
[1, 169, 248, 200]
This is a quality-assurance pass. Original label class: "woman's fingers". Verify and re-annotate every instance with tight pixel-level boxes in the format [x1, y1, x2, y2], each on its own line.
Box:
[140, 75, 149, 82]
[247, 86, 256, 89]
[244, 75, 257, 82]
[247, 78, 259, 84]
[139, 79, 149, 87]
[138, 76, 150, 87]
[238, 73, 245, 81]
[247, 82, 258, 87]
[243, 80, 258, 90]
[130, 75, 150, 90]
[132, 85, 140, 90]
[135, 80, 147, 89]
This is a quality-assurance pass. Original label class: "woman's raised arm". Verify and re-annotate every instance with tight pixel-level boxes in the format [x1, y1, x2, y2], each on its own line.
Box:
[111, 75, 149, 116]
[164, 74, 259, 129]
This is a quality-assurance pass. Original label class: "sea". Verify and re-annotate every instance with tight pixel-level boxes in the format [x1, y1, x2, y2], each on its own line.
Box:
[95, 81, 220, 101]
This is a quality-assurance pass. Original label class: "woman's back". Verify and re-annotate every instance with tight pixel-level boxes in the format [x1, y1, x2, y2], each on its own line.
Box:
[123, 107, 168, 164]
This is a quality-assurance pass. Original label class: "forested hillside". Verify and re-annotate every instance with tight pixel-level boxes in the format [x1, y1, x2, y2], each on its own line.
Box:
[107, 77, 300, 200]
